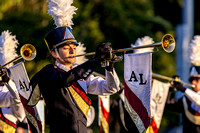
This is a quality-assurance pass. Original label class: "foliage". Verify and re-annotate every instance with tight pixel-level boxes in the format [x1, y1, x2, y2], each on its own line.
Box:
[0, 0, 176, 78]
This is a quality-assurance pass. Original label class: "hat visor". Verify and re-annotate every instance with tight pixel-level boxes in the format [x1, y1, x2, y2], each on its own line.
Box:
[53, 38, 78, 49]
[189, 75, 200, 82]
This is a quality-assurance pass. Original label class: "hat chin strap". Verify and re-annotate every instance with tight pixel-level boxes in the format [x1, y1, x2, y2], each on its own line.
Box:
[55, 48, 66, 64]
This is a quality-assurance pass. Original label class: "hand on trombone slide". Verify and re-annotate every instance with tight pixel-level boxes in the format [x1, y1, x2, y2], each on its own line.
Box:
[94, 42, 123, 69]
[0, 68, 10, 83]
[170, 75, 187, 92]
[100, 52, 123, 68]
[68, 34, 175, 67]
[152, 73, 195, 90]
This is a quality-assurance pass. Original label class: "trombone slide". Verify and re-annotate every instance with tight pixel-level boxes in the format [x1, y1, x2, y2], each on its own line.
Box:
[152, 73, 195, 88]
[69, 34, 175, 58]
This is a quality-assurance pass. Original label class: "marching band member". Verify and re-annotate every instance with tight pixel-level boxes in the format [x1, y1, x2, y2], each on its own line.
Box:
[167, 35, 200, 133]
[27, 0, 120, 133]
[0, 30, 28, 133]
[109, 36, 155, 133]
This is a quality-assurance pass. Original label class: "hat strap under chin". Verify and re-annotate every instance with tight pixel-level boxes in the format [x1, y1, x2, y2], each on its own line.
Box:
[55, 48, 65, 63]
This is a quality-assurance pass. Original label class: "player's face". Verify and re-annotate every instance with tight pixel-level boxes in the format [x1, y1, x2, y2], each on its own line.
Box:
[192, 78, 200, 92]
[58, 44, 77, 65]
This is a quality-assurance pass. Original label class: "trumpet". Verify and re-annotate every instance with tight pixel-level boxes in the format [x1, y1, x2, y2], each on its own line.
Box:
[69, 34, 175, 58]
[0, 44, 36, 69]
[152, 73, 195, 88]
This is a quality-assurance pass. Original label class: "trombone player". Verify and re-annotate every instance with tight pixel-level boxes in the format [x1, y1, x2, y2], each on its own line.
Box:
[27, 0, 121, 132]
[29, 27, 120, 133]
[166, 35, 200, 133]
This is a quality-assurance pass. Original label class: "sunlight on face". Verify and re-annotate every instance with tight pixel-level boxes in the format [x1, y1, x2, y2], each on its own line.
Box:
[58, 44, 77, 65]
[192, 79, 200, 92]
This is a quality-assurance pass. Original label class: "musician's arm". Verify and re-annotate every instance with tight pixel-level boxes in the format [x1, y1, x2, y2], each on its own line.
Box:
[165, 90, 183, 113]
[184, 88, 200, 106]
[0, 80, 21, 107]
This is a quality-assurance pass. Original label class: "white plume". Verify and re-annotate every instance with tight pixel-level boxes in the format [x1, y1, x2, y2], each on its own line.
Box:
[0, 30, 19, 68]
[189, 35, 200, 66]
[131, 36, 154, 53]
[47, 0, 77, 28]
[75, 42, 88, 65]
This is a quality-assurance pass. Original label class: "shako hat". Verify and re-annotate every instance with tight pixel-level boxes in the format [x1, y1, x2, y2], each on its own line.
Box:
[44, 26, 78, 51]
[45, 0, 78, 51]
[189, 35, 200, 82]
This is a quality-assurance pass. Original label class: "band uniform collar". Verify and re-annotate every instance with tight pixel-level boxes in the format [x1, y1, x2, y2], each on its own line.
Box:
[55, 61, 78, 72]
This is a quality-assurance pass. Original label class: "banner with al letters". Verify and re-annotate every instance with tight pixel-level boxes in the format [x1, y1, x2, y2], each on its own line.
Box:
[9, 62, 42, 133]
[124, 52, 151, 133]
[149, 79, 170, 133]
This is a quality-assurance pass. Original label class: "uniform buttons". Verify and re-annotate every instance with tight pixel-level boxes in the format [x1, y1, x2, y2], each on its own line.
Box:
[83, 74, 87, 78]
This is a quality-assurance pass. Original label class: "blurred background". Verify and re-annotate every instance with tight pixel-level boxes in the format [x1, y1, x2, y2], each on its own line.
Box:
[0, 0, 199, 132]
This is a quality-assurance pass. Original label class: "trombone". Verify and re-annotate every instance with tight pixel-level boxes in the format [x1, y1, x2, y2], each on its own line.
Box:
[69, 34, 175, 58]
[152, 73, 195, 88]
[0, 44, 36, 69]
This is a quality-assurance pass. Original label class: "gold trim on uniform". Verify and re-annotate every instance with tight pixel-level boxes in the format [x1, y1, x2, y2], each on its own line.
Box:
[68, 86, 90, 118]
[0, 119, 16, 133]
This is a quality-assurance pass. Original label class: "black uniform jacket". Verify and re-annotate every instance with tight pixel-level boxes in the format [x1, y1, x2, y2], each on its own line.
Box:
[166, 91, 200, 133]
[30, 64, 95, 133]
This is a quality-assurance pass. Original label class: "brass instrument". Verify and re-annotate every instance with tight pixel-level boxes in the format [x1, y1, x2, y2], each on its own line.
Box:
[152, 73, 195, 88]
[1, 44, 36, 69]
[68, 34, 175, 58]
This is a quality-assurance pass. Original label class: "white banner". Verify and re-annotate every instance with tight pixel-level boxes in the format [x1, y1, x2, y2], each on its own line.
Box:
[9, 62, 31, 99]
[9, 62, 42, 133]
[124, 52, 151, 133]
[150, 79, 170, 128]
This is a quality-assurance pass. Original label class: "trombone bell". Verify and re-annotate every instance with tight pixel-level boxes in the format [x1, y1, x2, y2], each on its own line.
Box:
[161, 34, 175, 53]
[20, 44, 36, 61]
